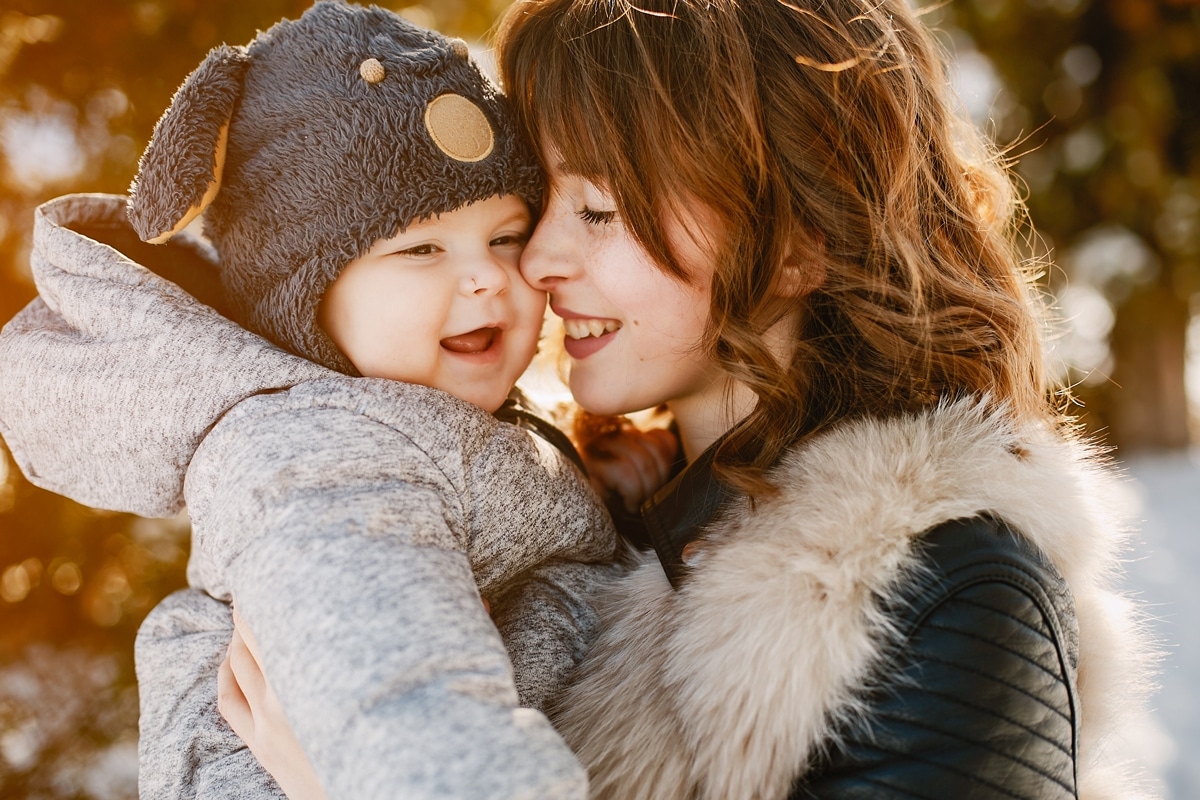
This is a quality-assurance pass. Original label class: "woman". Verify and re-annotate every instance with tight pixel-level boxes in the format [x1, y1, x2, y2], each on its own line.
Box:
[223, 0, 1153, 797]
[489, 0, 1154, 797]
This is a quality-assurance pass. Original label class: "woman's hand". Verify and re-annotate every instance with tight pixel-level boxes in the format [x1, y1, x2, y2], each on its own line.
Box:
[218, 607, 329, 800]
[582, 426, 679, 513]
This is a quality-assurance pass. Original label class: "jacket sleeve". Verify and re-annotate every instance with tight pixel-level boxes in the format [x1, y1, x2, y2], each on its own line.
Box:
[0, 196, 330, 518]
[794, 577, 1078, 800]
[183, 381, 587, 800]
[490, 560, 623, 712]
[135, 589, 287, 800]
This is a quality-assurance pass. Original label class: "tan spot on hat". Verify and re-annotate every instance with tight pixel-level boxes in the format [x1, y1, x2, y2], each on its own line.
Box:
[424, 93, 494, 163]
[359, 57, 385, 84]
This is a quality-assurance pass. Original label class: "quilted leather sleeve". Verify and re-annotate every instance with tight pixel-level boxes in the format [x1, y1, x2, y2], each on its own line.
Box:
[795, 518, 1080, 800]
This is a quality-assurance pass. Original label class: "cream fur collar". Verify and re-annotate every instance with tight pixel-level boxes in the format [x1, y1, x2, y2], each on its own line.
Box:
[553, 399, 1158, 800]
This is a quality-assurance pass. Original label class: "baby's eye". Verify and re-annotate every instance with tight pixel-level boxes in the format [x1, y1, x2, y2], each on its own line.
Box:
[397, 243, 439, 256]
[577, 207, 616, 226]
[490, 233, 529, 248]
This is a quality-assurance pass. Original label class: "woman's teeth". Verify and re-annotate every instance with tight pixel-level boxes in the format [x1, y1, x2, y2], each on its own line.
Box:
[563, 319, 621, 340]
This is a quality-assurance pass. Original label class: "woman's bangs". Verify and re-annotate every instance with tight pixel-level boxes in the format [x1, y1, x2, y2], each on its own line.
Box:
[529, 60, 627, 189]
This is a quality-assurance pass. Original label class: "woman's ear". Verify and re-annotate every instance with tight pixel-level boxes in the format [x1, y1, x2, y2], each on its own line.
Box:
[773, 229, 827, 298]
[775, 259, 826, 298]
[127, 44, 250, 244]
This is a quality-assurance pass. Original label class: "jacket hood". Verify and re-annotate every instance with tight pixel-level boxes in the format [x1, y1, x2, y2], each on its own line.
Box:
[0, 193, 330, 517]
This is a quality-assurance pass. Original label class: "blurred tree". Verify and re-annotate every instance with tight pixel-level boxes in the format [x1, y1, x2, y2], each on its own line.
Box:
[0, 2, 500, 797]
[943, 0, 1200, 449]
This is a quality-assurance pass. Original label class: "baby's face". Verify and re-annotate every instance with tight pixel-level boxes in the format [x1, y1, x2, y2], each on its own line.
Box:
[319, 195, 545, 413]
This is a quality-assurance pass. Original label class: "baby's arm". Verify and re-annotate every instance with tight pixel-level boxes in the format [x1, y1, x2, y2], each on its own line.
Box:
[488, 560, 624, 712]
[136, 589, 287, 800]
[217, 561, 622, 797]
[184, 380, 587, 799]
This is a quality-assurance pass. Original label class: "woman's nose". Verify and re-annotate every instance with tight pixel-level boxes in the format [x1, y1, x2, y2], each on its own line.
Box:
[520, 207, 575, 289]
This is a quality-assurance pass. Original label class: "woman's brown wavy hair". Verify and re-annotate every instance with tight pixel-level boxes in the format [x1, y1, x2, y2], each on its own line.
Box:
[497, 0, 1059, 497]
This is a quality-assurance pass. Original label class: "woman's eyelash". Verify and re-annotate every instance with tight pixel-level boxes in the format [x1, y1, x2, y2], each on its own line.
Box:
[577, 207, 616, 225]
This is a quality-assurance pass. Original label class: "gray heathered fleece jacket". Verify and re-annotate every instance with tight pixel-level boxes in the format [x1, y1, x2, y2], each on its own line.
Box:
[0, 194, 617, 799]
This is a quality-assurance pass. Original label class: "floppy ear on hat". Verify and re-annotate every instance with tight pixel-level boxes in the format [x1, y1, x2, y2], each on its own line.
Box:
[127, 44, 249, 244]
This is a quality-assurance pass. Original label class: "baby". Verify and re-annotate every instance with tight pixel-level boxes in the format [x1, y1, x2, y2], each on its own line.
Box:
[0, 2, 623, 798]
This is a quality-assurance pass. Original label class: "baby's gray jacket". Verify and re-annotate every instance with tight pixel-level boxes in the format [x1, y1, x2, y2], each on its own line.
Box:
[0, 194, 617, 799]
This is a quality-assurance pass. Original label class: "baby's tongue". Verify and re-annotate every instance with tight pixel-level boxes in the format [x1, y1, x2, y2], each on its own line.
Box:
[441, 328, 496, 354]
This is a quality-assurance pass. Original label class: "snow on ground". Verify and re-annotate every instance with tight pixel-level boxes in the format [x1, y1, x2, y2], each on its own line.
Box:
[1120, 448, 1200, 799]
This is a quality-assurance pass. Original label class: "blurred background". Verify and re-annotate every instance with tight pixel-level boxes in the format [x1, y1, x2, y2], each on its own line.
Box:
[0, 0, 1196, 797]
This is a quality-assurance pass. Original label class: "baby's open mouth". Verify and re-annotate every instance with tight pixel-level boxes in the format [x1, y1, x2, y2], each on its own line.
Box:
[563, 319, 621, 340]
[441, 327, 499, 354]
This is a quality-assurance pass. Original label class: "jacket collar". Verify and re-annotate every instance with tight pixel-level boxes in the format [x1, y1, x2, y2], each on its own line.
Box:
[641, 432, 741, 588]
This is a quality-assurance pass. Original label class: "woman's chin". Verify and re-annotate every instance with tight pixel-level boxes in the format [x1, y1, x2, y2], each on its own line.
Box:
[568, 376, 646, 419]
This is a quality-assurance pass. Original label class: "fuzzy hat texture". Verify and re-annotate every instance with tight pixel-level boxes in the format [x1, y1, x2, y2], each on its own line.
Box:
[126, 0, 543, 374]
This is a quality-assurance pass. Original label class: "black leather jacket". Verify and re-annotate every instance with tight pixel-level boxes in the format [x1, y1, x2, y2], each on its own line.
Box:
[796, 515, 1079, 799]
[630, 443, 1081, 799]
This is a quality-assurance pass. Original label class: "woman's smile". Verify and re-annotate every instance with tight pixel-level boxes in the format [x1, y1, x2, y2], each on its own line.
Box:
[557, 309, 622, 358]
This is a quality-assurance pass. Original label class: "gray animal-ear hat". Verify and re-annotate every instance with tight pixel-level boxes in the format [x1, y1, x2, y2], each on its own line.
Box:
[126, 0, 543, 374]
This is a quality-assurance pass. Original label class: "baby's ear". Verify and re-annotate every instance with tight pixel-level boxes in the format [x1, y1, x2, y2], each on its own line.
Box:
[128, 44, 249, 244]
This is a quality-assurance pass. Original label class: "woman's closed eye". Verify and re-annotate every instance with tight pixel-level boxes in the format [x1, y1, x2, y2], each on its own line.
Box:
[577, 206, 616, 225]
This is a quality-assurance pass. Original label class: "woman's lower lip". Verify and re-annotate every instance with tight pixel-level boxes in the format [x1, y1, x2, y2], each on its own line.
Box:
[562, 329, 617, 359]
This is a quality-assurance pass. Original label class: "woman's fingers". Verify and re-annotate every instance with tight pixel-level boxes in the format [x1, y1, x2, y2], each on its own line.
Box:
[226, 622, 269, 717]
[220, 608, 274, 748]
[642, 428, 680, 485]
[231, 605, 265, 666]
[585, 427, 680, 512]
[220, 609, 330, 799]
[217, 635, 254, 741]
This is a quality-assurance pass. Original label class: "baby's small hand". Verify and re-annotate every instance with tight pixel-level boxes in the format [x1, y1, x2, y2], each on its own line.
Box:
[583, 426, 679, 513]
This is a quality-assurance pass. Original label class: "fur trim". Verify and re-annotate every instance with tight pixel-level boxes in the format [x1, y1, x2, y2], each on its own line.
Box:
[552, 399, 1157, 799]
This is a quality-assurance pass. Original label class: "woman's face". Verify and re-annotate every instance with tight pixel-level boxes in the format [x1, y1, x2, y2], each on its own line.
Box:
[520, 164, 725, 418]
